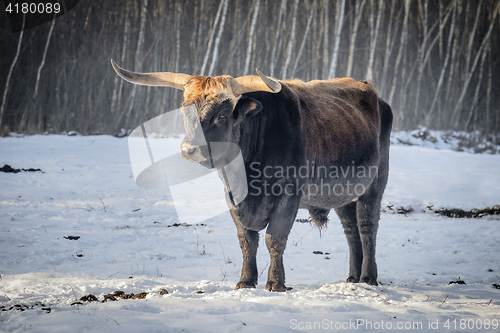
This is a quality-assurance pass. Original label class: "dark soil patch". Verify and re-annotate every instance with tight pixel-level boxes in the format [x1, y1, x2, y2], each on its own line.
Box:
[435, 206, 500, 218]
[381, 205, 414, 215]
[449, 279, 466, 285]
[0, 164, 43, 173]
[78, 289, 169, 304]
[1, 302, 50, 313]
[383, 204, 500, 219]
[158, 288, 169, 295]
[103, 291, 148, 302]
[63, 236, 80, 240]
[167, 222, 206, 228]
[79, 294, 98, 302]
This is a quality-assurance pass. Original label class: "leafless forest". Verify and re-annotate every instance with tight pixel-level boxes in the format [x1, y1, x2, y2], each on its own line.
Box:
[1, 0, 499, 135]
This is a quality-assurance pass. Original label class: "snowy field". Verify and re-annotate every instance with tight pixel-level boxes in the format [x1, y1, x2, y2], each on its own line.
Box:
[0, 134, 499, 332]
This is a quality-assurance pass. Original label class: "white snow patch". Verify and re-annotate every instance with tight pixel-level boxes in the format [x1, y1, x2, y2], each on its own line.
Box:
[0, 135, 499, 332]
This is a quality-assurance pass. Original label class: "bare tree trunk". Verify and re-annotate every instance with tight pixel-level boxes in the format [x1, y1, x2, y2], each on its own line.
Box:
[465, 0, 483, 74]
[365, 0, 382, 81]
[111, 1, 130, 117]
[486, 46, 492, 132]
[438, 0, 443, 58]
[200, 0, 224, 75]
[270, 0, 287, 76]
[380, 0, 398, 94]
[450, 0, 500, 127]
[388, 0, 410, 106]
[225, 1, 248, 74]
[311, 7, 321, 79]
[427, 0, 456, 124]
[123, 0, 148, 129]
[243, 0, 260, 75]
[292, 0, 316, 77]
[195, 0, 206, 69]
[411, 0, 428, 123]
[34, 16, 56, 100]
[346, 0, 367, 78]
[329, 0, 346, 78]
[466, 39, 488, 131]
[135, 0, 148, 70]
[175, 1, 181, 73]
[208, 0, 229, 76]
[0, 14, 25, 131]
[322, 0, 329, 78]
[282, 0, 299, 78]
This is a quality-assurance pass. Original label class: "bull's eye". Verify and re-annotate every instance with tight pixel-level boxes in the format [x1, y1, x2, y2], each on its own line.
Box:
[214, 115, 226, 124]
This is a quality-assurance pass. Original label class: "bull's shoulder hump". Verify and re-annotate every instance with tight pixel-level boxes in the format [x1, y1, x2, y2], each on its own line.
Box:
[282, 77, 377, 99]
[282, 78, 378, 111]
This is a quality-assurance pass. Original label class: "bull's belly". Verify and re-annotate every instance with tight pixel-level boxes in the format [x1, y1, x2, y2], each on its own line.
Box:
[298, 175, 375, 209]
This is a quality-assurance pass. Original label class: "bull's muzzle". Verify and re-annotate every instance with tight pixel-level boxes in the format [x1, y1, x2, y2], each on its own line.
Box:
[180, 142, 207, 163]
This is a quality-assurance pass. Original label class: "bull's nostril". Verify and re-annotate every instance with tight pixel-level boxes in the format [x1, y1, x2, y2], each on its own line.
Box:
[181, 144, 198, 156]
[181, 143, 207, 163]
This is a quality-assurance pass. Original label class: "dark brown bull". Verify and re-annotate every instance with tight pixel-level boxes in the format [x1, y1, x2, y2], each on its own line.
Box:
[112, 60, 393, 291]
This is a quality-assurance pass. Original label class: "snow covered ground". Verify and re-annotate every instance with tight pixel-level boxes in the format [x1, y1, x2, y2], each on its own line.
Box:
[0, 134, 499, 332]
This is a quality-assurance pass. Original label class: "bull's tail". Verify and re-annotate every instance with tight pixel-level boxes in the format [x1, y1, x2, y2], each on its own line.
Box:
[308, 207, 329, 228]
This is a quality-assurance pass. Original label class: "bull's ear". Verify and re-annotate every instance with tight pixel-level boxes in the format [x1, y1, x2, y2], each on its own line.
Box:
[233, 97, 262, 126]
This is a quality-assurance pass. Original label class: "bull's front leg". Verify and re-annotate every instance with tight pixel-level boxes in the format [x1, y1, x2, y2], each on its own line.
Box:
[232, 213, 259, 289]
[264, 191, 300, 292]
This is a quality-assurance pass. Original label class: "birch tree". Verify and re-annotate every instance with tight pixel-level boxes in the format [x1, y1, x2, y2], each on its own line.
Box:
[322, 0, 329, 78]
[345, 0, 366, 78]
[451, 0, 500, 127]
[282, 0, 299, 78]
[270, 0, 287, 76]
[33, 16, 56, 100]
[0, 14, 25, 131]
[388, 0, 410, 106]
[427, 0, 456, 123]
[208, 0, 229, 76]
[243, 0, 260, 75]
[200, 0, 225, 75]
[328, 0, 346, 78]
[365, 0, 383, 81]
[2, 0, 500, 134]
[292, 0, 316, 77]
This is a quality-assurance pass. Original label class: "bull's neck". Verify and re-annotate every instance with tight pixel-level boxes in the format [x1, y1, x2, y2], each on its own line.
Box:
[237, 93, 304, 170]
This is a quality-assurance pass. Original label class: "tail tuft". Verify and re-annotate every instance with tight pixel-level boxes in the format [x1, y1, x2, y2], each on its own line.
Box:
[308, 207, 329, 229]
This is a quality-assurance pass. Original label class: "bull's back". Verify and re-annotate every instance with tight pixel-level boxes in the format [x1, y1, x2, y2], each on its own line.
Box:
[285, 78, 381, 166]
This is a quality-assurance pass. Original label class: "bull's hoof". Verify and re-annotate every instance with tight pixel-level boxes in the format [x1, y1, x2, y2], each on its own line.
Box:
[265, 281, 289, 292]
[346, 276, 359, 283]
[360, 276, 378, 286]
[235, 281, 256, 290]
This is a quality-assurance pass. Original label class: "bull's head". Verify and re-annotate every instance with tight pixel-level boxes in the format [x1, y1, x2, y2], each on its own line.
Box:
[111, 60, 281, 169]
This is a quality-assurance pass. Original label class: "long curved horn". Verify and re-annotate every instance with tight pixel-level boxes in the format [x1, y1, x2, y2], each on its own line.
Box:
[231, 68, 281, 95]
[111, 59, 191, 90]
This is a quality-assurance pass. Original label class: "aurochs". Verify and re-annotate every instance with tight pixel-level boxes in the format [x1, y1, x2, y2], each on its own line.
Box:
[112, 60, 393, 291]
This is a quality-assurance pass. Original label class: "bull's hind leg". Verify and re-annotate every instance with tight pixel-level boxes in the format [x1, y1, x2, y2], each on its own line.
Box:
[264, 233, 288, 292]
[355, 132, 390, 286]
[232, 218, 259, 289]
[356, 197, 379, 286]
[335, 202, 363, 283]
[355, 157, 388, 286]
